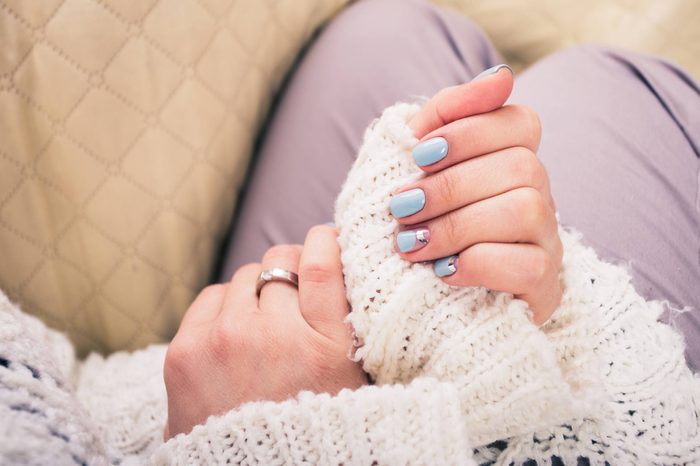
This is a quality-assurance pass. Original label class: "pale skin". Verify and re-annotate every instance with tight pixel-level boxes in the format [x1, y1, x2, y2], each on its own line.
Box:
[163, 67, 563, 439]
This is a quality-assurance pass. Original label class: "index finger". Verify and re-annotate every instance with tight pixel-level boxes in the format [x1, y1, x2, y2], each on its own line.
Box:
[408, 64, 513, 139]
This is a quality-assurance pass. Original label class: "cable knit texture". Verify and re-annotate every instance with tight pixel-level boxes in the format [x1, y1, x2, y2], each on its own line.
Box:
[0, 103, 698, 465]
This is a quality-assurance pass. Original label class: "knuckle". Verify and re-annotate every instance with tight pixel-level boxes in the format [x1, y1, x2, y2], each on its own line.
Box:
[262, 244, 297, 264]
[511, 148, 545, 189]
[439, 211, 464, 248]
[513, 188, 548, 236]
[300, 261, 336, 285]
[164, 337, 197, 384]
[432, 87, 454, 125]
[511, 104, 541, 149]
[552, 237, 564, 268]
[516, 104, 541, 131]
[197, 284, 226, 302]
[232, 263, 261, 281]
[432, 170, 458, 204]
[524, 249, 553, 288]
[207, 320, 242, 362]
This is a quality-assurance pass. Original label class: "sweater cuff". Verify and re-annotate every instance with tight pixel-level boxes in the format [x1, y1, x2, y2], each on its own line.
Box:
[152, 378, 475, 466]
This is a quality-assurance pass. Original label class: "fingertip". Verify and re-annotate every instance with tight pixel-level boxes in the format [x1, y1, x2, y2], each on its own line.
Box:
[470, 64, 513, 83]
[305, 224, 340, 247]
[302, 226, 342, 271]
[410, 66, 514, 137]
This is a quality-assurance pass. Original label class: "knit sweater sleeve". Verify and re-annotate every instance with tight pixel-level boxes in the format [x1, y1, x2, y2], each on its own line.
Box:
[332, 102, 700, 463]
[152, 378, 475, 465]
[1, 102, 698, 465]
[152, 102, 699, 464]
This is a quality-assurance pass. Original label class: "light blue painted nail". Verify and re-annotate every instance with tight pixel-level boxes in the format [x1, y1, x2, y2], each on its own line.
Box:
[396, 228, 430, 253]
[434, 255, 459, 277]
[413, 137, 448, 167]
[324, 222, 336, 227]
[390, 189, 426, 219]
[471, 64, 512, 82]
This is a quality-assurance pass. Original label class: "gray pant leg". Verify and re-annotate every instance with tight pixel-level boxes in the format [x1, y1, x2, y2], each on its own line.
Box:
[510, 45, 700, 369]
[218, 2, 700, 369]
[217, 0, 500, 279]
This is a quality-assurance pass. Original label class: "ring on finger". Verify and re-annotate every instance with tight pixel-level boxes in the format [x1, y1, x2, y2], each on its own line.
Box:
[255, 268, 299, 297]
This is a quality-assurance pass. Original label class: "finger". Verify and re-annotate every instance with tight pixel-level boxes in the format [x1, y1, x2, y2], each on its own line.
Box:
[396, 187, 562, 264]
[408, 64, 513, 138]
[438, 242, 562, 325]
[258, 244, 303, 314]
[177, 284, 227, 331]
[412, 105, 541, 173]
[392, 147, 552, 226]
[298, 225, 351, 341]
[220, 262, 262, 322]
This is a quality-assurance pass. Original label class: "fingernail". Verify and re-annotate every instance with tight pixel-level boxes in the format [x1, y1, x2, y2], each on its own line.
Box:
[434, 255, 459, 277]
[413, 137, 448, 167]
[390, 188, 425, 219]
[471, 64, 512, 82]
[324, 222, 336, 227]
[396, 228, 430, 253]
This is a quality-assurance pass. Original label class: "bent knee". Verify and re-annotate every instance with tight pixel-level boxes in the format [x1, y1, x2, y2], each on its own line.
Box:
[326, 0, 487, 53]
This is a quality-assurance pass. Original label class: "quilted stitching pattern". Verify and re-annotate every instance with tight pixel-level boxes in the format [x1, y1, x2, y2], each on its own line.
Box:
[1, 0, 697, 357]
[0, 0, 346, 356]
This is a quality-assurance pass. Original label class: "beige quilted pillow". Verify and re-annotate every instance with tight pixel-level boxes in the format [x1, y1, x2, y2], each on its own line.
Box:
[435, 0, 700, 81]
[2, 0, 697, 357]
[0, 0, 345, 355]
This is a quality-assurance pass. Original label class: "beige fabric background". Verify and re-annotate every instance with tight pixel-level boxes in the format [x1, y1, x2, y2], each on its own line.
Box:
[435, 0, 700, 80]
[0, 0, 346, 355]
[0, 0, 698, 356]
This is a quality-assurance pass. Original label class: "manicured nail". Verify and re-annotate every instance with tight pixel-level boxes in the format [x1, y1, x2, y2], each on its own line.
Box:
[396, 228, 430, 253]
[472, 64, 512, 82]
[390, 189, 425, 219]
[434, 255, 459, 277]
[413, 137, 448, 167]
[324, 222, 336, 227]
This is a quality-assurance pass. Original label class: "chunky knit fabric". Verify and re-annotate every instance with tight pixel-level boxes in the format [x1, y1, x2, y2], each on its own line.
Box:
[0, 103, 699, 465]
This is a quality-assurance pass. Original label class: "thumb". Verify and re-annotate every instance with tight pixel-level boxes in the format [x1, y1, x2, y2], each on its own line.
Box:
[298, 225, 351, 341]
[408, 64, 513, 138]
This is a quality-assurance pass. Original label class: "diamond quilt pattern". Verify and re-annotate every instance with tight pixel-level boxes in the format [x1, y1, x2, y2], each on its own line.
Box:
[1, 0, 698, 357]
[0, 0, 346, 356]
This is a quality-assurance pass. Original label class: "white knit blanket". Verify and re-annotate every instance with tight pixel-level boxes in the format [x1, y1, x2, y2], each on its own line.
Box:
[1, 103, 698, 465]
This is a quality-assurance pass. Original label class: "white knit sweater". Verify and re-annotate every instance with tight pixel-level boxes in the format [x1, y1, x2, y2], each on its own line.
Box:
[1, 103, 698, 465]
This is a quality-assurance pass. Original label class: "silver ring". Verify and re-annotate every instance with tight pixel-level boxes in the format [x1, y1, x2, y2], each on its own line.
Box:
[255, 268, 299, 297]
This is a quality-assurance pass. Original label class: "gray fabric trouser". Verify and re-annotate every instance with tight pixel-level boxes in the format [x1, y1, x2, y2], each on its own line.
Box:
[218, 0, 700, 370]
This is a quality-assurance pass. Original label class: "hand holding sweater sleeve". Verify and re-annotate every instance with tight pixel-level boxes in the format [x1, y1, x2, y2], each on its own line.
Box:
[1, 102, 697, 465]
[334, 102, 700, 463]
[154, 102, 699, 463]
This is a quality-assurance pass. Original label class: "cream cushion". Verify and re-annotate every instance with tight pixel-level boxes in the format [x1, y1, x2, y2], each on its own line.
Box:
[435, 0, 700, 80]
[0, 0, 345, 355]
[1, 0, 698, 356]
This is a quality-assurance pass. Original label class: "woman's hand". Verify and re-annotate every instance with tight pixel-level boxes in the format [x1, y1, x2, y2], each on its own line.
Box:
[163, 226, 366, 439]
[397, 65, 562, 324]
